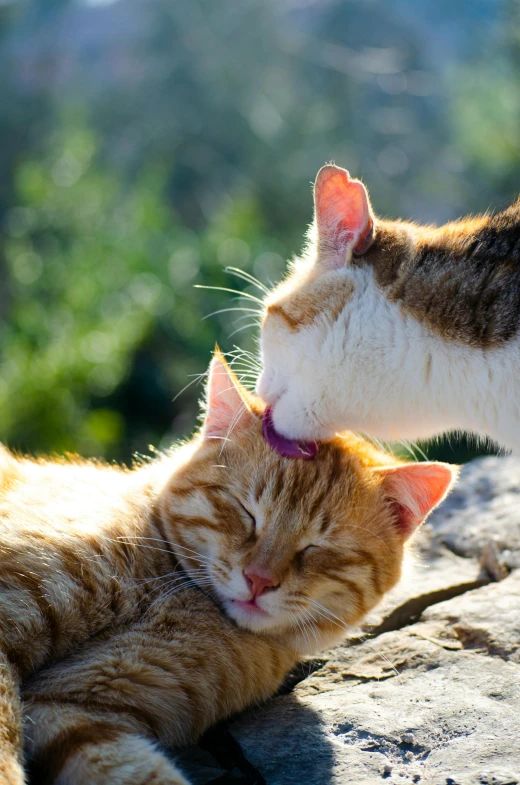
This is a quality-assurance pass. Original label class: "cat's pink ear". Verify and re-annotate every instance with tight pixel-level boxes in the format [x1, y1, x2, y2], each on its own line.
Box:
[313, 164, 374, 267]
[203, 351, 254, 441]
[377, 462, 458, 540]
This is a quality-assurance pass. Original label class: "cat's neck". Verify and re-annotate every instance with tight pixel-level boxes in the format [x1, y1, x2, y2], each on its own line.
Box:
[403, 319, 520, 452]
[347, 263, 520, 453]
[348, 205, 520, 451]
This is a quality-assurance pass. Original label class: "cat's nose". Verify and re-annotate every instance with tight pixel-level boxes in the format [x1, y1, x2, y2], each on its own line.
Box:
[243, 568, 280, 598]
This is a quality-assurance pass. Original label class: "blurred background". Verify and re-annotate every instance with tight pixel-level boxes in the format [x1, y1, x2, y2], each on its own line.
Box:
[0, 0, 518, 463]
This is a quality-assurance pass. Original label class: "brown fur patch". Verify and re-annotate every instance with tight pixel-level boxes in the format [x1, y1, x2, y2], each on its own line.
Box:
[266, 303, 300, 330]
[361, 201, 520, 346]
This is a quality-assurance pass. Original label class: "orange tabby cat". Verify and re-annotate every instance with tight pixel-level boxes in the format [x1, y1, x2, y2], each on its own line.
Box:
[0, 354, 455, 784]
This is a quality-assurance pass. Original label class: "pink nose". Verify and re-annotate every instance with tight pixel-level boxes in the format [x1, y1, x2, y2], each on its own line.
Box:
[244, 568, 279, 598]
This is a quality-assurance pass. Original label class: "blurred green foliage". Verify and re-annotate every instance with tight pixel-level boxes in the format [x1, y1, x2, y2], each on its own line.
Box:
[1, 0, 519, 462]
[0, 118, 279, 457]
[2, 123, 175, 455]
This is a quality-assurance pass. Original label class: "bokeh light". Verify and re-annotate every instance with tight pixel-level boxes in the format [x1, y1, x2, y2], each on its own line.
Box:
[0, 0, 518, 462]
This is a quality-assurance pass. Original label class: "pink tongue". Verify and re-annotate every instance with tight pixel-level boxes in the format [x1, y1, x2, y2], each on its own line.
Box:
[262, 407, 318, 460]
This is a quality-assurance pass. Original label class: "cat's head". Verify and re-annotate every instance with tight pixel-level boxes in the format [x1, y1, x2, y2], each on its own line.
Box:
[257, 164, 445, 443]
[160, 352, 456, 654]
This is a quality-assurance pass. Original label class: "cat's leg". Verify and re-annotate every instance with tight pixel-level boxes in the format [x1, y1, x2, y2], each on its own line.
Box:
[23, 611, 294, 753]
[0, 650, 24, 785]
[25, 704, 190, 785]
[22, 598, 294, 783]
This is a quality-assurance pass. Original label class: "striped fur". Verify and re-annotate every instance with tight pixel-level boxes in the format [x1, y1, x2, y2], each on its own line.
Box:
[0, 359, 454, 784]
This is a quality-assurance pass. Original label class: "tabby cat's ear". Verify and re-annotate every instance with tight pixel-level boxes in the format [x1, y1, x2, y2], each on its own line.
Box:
[202, 351, 254, 440]
[376, 462, 458, 540]
[313, 164, 374, 268]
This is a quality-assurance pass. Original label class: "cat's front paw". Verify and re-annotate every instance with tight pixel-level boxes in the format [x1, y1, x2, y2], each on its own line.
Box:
[0, 757, 25, 785]
[30, 729, 191, 785]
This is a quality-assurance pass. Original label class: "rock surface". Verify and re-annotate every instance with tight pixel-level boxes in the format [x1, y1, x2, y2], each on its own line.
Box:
[180, 456, 520, 785]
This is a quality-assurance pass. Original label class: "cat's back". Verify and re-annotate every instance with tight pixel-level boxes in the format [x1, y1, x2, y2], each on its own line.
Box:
[0, 446, 155, 601]
[0, 446, 133, 538]
[0, 446, 173, 675]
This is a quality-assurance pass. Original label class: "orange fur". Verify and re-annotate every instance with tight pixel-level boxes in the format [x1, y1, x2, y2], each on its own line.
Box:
[0, 356, 455, 784]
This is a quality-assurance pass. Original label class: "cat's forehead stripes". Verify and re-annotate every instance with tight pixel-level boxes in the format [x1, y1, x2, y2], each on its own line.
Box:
[266, 303, 300, 331]
[166, 438, 369, 548]
[252, 445, 357, 534]
[265, 275, 354, 331]
[169, 490, 217, 523]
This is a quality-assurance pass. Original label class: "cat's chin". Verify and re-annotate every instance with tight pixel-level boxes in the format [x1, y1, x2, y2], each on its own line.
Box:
[223, 597, 307, 638]
[223, 601, 341, 654]
[224, 599, 282, 633]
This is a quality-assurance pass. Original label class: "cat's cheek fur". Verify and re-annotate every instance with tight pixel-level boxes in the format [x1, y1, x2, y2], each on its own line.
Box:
[214, 566, 255, 610]
[261, 265, 520, 449]
[261, 267, 412, 441]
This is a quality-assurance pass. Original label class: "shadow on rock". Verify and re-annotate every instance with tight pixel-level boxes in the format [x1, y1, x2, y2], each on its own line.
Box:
[177, 694, 335, 785]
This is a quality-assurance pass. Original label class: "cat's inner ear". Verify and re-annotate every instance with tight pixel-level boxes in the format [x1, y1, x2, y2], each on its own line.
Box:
[313, 164, 374, 268]
[203, 352, 254, 441]
[376, 462, 458, 540]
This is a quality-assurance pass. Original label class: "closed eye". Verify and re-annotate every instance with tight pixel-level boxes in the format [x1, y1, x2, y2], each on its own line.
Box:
[237, 501, 256, 532]
[298, 544, 318, 557]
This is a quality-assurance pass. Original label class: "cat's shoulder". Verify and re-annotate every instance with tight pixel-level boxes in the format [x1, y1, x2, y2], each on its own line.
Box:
[0, 445, 136, 509]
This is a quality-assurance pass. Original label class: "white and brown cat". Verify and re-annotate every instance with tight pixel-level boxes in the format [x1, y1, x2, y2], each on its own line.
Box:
[258, 164, 520, 453]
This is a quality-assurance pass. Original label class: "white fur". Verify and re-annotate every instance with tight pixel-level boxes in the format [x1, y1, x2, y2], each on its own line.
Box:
[258, 265, 520, 453]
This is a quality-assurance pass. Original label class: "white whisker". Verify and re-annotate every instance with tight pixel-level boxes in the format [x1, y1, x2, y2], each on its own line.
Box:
[172, 371, 207, 404]
[202, 306, 262, 321]
[194, 284, 264, 306]
[225, 267, 271, 295]
[228, 322, 261, 338]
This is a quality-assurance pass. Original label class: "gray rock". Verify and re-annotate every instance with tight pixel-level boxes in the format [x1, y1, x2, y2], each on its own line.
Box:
[230, 652, 520, 784]
[180, 456, 520, 785]
[428, 456, 520, 567]
[359, 544, 486, 633]
[421, 570, 520, 663]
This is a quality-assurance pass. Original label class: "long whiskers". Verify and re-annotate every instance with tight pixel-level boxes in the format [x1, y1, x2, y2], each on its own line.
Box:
[228, 321, 261, 338]
[202, 306, 262, 321]
[146, 574, 214, 613]
[171, 370, 207, 404]
[168, 542, 213, 565]
[226, 346, 261, 370]
[111, 535, 214, 568]
[225, 267, 271, 296]
[194, 284, 264, 306]
[289, 610, 314, 654]
[306, 598, 357, 633]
